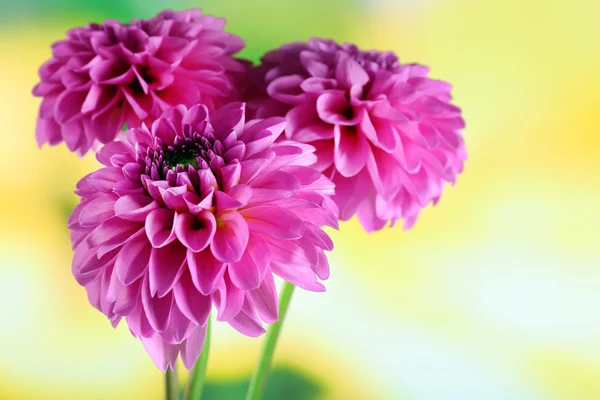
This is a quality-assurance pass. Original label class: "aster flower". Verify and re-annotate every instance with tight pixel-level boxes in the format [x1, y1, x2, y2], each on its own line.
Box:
[33, 9, 247, 155]
[247, 39, 467, 231]
[68, 102, 337, 371]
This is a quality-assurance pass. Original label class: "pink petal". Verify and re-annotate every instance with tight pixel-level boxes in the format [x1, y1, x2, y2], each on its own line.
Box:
[125, 300, 153, 338]
[312, 251, 331, 280]
[287, 104, 334, 143]
[77, 196, 117, 227]
[109, 277, 140, 315]
[115, 235, 151, 285]
[145, 208, 177, 248]
[181, 326, 208, 370]
[334, 124, 370, 177]
[174, 211, 216, 252]
[228, 234, 271, 290]
[210, 211, 249, 263]
[227, 298, 266, 337]
[86, 217, 143, 257]
[151, 117, 178, 145]
[266, 75, 307, 105]
[140, 333, 179, 372]
[215, 273, 245, 321]
[248, 272, 278, 323]
[248, 171, 301, 204]
[96, 140, 135, 167]
[209, 102, 245, 139]
[161, 186, 190, 212]
[54, 89, 87, 124]
[82, 83, 117, 114]
[367, 146, 405, 197]
[62, 121, 84, 151]
[88, 107, 124, 144]
[188, 249, 227, 295]
[239, 158, 271, 183]
[241, 205, 305, 240]
[242, 118, 286, 157]
[35, 117, 62, 146]
[300, 77, 338, 93]
[335, 55, 369, 88]
[182, 104, 210, 129]
[159, 303, 196, 345]
[214, 190, 243, 213]
[86, 167, 123, 192]
[316, 90, 361, 126]
[357, 197, 388, 232]
[219, 163, 241, 190]
[149, 241, 187, 297]
[271, 261, 325, 292]
[173, 271, 212, 326]
[115, 194, 159, 222]
[142, 280, 174, 332]
[89, 59, 134, 84]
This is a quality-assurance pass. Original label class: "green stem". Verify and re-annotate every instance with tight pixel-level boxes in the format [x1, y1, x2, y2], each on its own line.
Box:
[165, 365, 180, 400]
[245, 282, 296, 400]
[184, 316, 212, 400]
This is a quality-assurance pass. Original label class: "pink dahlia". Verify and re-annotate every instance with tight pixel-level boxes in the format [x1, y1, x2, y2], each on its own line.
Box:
[68, 102, 337, 371]
[247, 39, 467, 231]
[33, 9, 246, 155]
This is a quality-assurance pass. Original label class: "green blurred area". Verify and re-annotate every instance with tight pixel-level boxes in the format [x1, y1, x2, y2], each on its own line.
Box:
[0, 0, 355, 62]
[204, 367, 322, 400]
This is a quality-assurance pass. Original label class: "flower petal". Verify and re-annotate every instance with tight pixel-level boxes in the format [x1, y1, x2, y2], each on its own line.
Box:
[140, 333, 179, 372]
[210, 211, 249, 263]
[115, 235, 152, 285]
[335, 55, 369, 88]
[334, 124, 370, 177]
[228, 234, 271, 290]
[215, 272, 245, 322]
[149, 241, 187, 297]
[181, 326, 208, 370]
[115, 194, 159, 222]
[227, 298, 266, 337]
[248, 272, 278, 324]
[173, 271, 212, 326]
[175, 211, 216, 252]
[145, 208, 177, 248]
[188, 249, 227, 295]
[241, 205, 305, 240]
[142, 280, 174, 332]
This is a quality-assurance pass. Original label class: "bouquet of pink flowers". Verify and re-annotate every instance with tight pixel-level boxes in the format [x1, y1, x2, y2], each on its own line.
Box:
[33, 8, 466, 400]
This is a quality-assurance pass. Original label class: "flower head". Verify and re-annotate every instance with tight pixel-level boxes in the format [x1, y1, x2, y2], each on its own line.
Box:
[68, 103, 337, 371]
[33, 9, 247, 155]
[247, 39, 467, 231]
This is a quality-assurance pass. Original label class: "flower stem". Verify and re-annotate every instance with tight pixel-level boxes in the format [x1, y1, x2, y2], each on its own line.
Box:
[184, 316, 212, 400]
[245, 281, 296, 400]
[165, 365, 179, 400]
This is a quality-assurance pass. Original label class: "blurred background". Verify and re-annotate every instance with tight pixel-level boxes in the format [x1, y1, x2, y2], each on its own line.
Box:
[1, 0, 599, 399]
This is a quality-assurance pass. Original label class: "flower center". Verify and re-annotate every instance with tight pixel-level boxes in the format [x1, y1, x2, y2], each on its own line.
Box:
[164, 148, 201, 170]
[139, 123, 226, 182]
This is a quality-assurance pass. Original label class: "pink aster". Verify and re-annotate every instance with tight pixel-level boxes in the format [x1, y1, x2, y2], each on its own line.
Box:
[33, 9, 247, 155]
[247, 39, 467, 231]
[68, 102, 337, 371]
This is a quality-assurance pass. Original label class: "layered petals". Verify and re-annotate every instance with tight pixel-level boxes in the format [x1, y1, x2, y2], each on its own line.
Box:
[247, 38, 466, 231]
[33, 8, 247, 155]
[69, 103, 336, 370]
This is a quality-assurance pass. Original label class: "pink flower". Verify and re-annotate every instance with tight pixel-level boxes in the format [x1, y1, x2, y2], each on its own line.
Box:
[69, 102, 337, 371]
[247, 39, 467, 231]
[33, 9, 247, 155]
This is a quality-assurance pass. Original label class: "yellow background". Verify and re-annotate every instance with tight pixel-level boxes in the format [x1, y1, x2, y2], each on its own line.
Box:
[1, 0, 599, 399]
